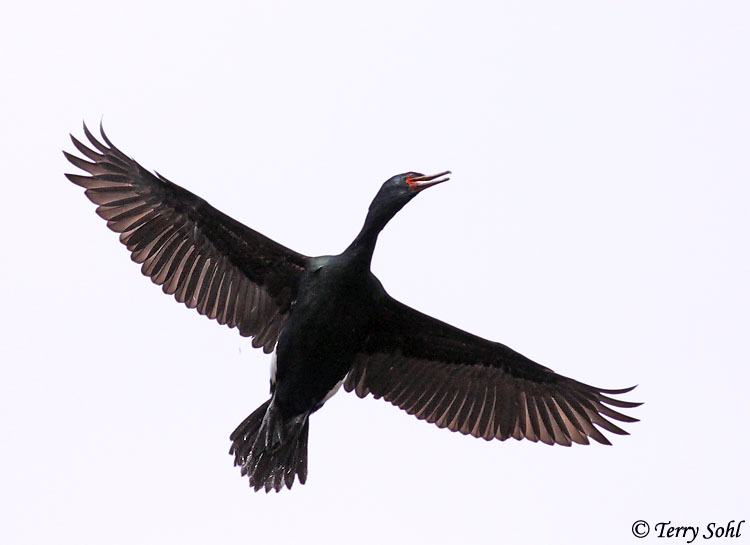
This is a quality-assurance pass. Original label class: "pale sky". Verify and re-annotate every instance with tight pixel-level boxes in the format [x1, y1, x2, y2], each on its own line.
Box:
[1, 1, 748, 544]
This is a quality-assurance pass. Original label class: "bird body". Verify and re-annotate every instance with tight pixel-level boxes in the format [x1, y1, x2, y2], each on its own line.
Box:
[274, 253, 383, 415]
[65, 123, 640, 493]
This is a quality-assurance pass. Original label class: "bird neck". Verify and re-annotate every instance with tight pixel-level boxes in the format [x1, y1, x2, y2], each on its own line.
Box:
[344, 203, 397, 268]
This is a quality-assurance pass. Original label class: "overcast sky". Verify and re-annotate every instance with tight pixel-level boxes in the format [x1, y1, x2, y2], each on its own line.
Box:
[1, 1, 748, 544]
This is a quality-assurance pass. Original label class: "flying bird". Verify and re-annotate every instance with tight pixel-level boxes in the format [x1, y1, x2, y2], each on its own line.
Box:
[64, 123, 640, 492]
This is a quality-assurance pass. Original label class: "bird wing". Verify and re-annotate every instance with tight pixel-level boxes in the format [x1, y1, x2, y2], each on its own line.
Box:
[345, 296, 640, 446]
[64, 123, 308, 353]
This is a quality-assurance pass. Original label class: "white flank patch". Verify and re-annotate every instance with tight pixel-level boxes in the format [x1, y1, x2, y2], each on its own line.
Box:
[269, 351, 278, 385]
[322, 379, 344, 404]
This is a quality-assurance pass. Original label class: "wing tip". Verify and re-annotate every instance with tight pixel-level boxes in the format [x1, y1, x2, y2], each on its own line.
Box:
[597, 384, 639, 395]
[99, 118, 114, 147]
[595, 384, 643, 410]
[64, 172, 90, 188]
[82, 120, 108, 153]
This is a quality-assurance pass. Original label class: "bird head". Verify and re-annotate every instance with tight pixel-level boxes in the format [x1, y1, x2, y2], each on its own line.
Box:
[398, 171, 452, 194]
[374, 170, 451, 208]
[361, 170, 451, 238]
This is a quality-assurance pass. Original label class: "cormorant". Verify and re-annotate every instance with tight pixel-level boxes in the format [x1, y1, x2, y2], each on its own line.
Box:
[64, 123, 640, 492]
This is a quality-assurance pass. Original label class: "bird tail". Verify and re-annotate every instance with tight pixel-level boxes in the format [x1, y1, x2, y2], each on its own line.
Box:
[229, 398, 310, 492]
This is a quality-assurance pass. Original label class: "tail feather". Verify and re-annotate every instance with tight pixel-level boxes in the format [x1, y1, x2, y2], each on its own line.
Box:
[229, 399, 310, 492]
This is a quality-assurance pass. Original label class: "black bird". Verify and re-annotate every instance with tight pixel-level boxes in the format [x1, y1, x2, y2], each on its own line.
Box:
[64, 123, 640, 492]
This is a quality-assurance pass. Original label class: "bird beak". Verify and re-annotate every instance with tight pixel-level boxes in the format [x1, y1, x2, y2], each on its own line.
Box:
[407, 171, 451, 192]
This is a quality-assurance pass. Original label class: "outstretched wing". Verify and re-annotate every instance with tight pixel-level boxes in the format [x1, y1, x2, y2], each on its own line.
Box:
[345, 296, 640, 445]
[64, 123, 308, 353]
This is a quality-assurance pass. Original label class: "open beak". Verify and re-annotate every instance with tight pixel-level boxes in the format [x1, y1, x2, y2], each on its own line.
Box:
[407, 170, 451, 192]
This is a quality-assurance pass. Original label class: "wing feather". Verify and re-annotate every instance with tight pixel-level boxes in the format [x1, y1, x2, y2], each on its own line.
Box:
[345, 295, 641, 446]
[65, 123, 308, 353]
